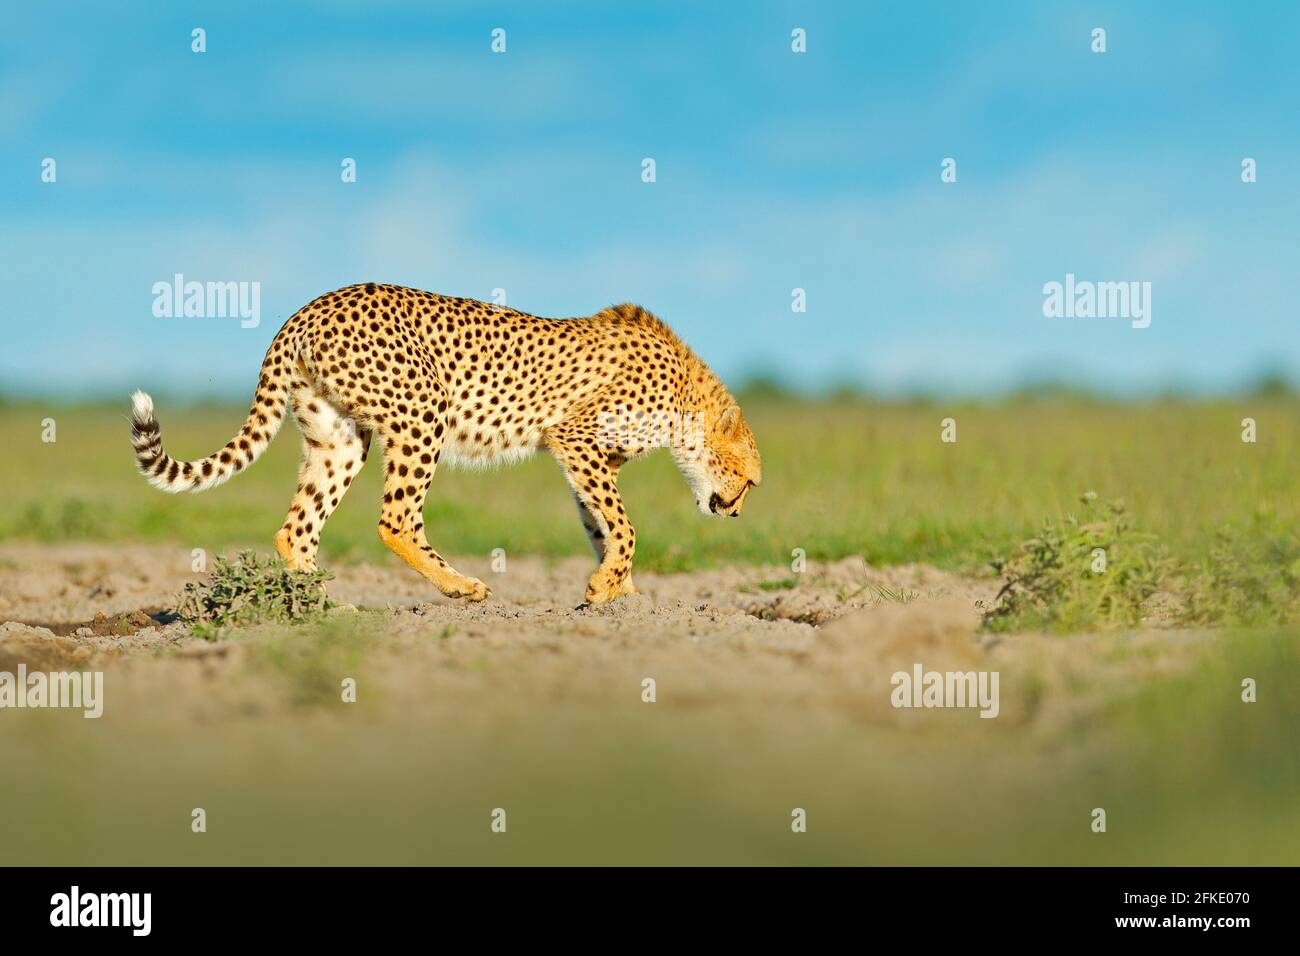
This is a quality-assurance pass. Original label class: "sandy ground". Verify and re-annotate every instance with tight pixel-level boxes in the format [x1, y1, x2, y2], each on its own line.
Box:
[0, 541, 1207, 735]
[0, 540, 995, 666]
[0, 539, 995, 635]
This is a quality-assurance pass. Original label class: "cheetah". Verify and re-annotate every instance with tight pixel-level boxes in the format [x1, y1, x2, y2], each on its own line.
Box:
[129, 283, 761, 604]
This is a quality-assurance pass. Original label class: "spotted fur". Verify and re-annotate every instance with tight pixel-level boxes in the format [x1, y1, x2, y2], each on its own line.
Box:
[130, 284, 761, 604]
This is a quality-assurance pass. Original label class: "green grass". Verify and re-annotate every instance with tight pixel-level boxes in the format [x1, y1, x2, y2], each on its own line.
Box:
[2, 394, 1297, 576]
[983, 493, 1173, 632]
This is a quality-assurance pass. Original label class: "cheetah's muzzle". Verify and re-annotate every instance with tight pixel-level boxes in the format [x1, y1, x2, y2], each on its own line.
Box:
[709, 481, 754, 517]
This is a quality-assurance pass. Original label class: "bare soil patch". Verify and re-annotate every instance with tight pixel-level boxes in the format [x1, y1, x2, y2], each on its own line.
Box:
[0, 541, 992, 651]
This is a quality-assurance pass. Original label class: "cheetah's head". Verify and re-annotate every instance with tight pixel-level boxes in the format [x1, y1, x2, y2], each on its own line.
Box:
[677, 403, 762, 517]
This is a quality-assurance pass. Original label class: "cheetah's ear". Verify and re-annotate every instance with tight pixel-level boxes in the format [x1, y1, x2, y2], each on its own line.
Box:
[719, 405, 741, 436]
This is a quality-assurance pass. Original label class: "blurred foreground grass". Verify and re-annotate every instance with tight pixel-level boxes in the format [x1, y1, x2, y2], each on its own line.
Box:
[0, 615, 1295, 865]
[2, 393, 1297, 575]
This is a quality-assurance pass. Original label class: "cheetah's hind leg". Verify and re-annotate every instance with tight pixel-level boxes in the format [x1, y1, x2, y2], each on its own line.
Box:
[274, 385, 371, 571]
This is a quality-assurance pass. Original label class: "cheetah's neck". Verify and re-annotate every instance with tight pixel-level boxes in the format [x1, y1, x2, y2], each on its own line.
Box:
[682, 352, 734, 420]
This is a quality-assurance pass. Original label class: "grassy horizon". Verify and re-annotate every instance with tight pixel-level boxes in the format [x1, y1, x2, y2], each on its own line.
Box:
[3, 395, 1297, 578]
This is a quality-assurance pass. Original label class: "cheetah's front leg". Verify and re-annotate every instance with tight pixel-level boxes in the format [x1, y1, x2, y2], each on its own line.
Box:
[550, 434, 637, 604]
[571, 491, 638, 600]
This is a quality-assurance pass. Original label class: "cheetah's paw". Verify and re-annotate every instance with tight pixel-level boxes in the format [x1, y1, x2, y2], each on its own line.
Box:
[583, 575, 635, 605]
[444, 576, 491, 602]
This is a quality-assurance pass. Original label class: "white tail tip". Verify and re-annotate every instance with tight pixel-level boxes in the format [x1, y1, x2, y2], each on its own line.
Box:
[131, 390, 154, 421]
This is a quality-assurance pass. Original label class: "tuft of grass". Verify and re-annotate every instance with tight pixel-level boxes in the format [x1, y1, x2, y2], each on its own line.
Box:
[178, 550, 333, 639]
[1180, 525, 1300, 627]
[867, 582, 920, 605]
[983, 492, 1172, 633]
[837, 580, 920, 604]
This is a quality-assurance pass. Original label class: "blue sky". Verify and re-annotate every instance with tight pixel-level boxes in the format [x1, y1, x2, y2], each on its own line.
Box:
[3, 0, 1298, 399]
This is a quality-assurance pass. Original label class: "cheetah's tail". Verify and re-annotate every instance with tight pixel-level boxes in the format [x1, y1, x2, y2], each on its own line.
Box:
[129, 358, 294, 494]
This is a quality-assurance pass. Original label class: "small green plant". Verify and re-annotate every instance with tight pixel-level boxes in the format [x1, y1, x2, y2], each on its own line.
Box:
[983, 493, 1172, 633]
[178, 550, 333, 638]
[1180, 527, 1300, 627]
